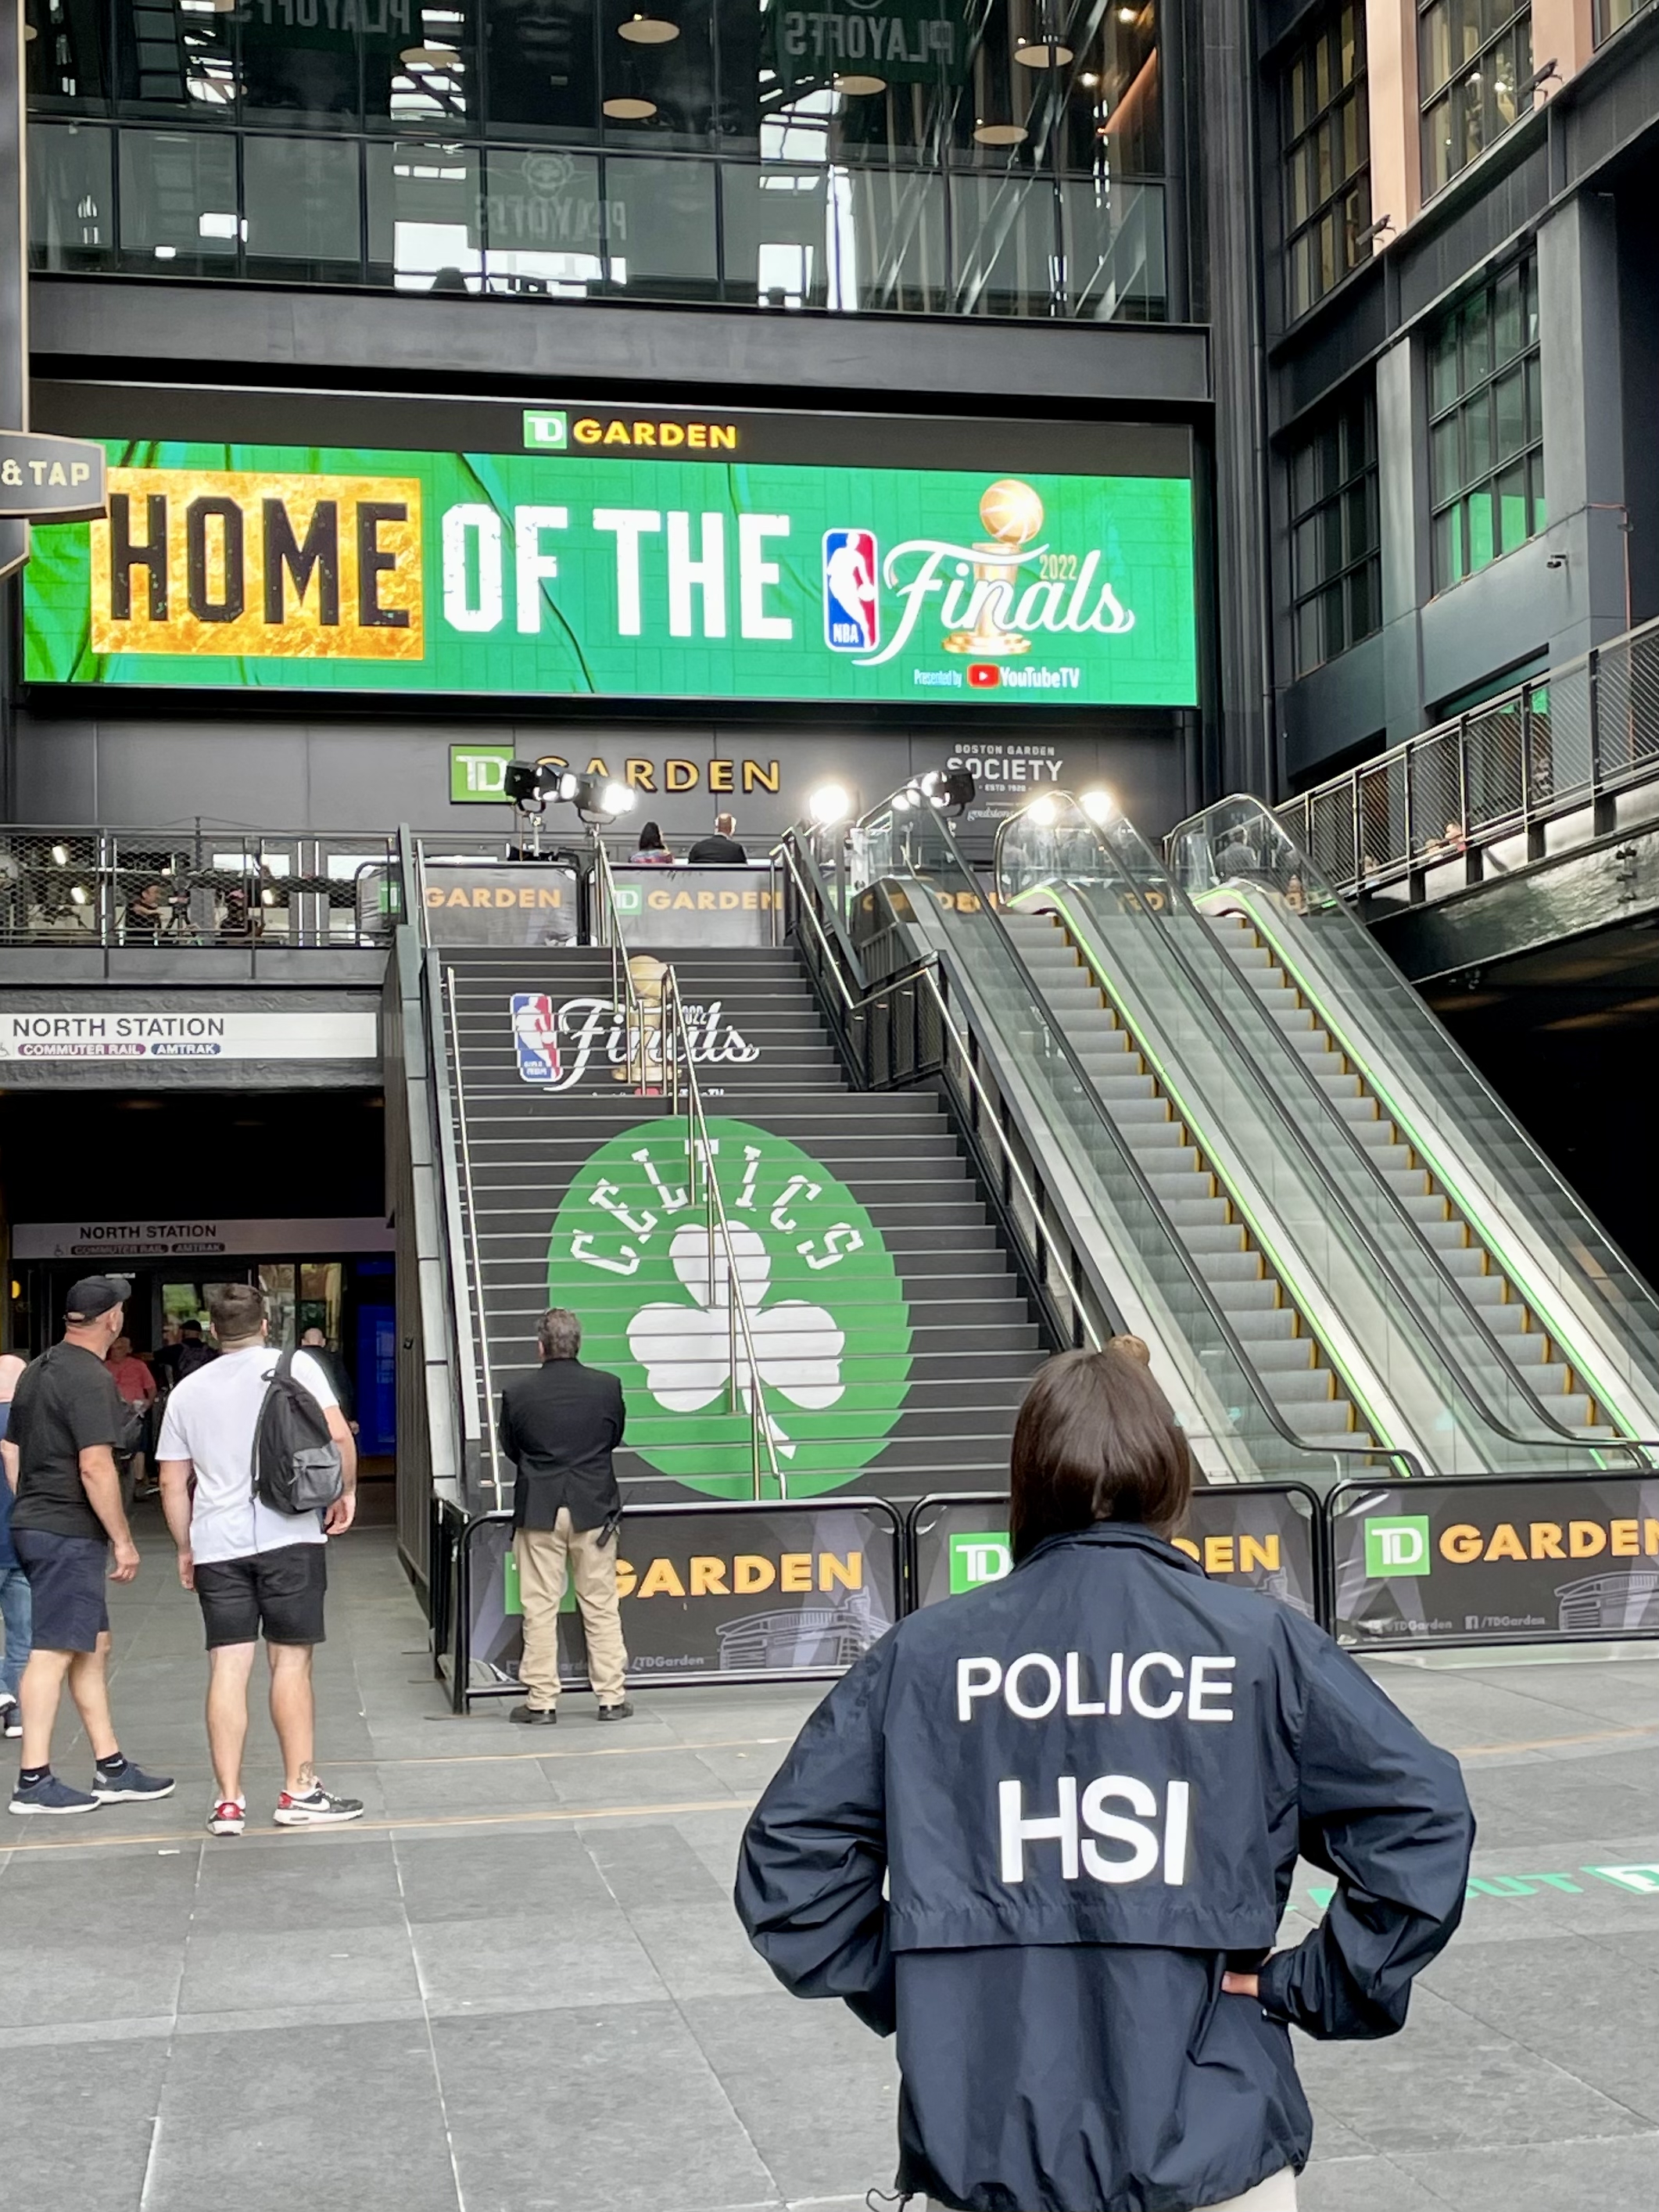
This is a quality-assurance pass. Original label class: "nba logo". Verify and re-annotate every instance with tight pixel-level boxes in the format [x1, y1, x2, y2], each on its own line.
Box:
[823, 529, 880, 652]
[510, 992, 562, 1084]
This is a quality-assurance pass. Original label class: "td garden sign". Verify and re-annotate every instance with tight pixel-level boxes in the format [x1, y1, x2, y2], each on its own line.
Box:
[23, 436, 1197, 708]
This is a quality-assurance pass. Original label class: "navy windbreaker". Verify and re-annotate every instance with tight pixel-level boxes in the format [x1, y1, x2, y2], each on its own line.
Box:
[735, 1523, 1474, 2212]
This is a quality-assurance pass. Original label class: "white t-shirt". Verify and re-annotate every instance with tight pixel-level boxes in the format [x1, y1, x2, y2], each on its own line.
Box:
[156, 1343, 339, 1565]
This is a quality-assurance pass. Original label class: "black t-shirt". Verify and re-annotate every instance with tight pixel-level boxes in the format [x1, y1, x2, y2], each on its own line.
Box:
[9, 1342, 128, 1542]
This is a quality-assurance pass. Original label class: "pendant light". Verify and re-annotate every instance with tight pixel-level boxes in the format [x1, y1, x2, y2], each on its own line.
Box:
[973, 119, 1029, 145]
[400, 41, 460, 68]
[603, 94, 658, 118]
[1013, 35, 1073, 66]
[833, 72, 887, 95]
[618, 12, 679, 41]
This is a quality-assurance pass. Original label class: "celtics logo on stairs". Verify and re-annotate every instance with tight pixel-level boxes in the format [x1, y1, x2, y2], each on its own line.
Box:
[547, 1119, 912, 1499]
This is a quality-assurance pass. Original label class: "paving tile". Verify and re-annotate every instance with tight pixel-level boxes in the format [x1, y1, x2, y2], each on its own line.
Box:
[623, 1899, 784, 2001]
[190, 1835, 407, 1932]
[1392, 2131, 1659, 2212]
[679, 1990, 902, 2203]
[434, 2002, 778, 2212]
[392, 1826, 615, 1923]
[1298, 2155, 1449, 2211]
[0, 2031, 169, 2209]
[179, 1924, 421, 2015]
[412, 1908, 667, 2016]
[142, 2019, 460, 2212]
[0, 1935, 185, 2031]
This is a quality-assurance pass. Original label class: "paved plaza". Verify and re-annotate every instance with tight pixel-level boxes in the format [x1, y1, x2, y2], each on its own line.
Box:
[2, 1508, 1657, 2212]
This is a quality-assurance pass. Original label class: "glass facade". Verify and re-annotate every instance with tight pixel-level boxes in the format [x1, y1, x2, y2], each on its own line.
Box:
[1281, 3, 1370, 323]
[1419, 0, 1532, 198]
[1429, 254, 1543, 590]
[1288, 383, 1378, 675]
[1596, 0, 1647, 38]
[26, 0, 1166, 318]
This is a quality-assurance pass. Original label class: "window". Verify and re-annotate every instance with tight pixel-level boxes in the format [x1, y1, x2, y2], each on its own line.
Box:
[1596, 0, 1649, 41]
[1281, 5, 1371, 321]
[1419, 2, 1532, 197]
[1288, 387, 1380, 676]
[1429, 255, 1545, 590]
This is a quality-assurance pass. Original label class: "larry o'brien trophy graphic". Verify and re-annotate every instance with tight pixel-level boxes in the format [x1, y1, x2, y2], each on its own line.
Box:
[943, 477, 1047, 659]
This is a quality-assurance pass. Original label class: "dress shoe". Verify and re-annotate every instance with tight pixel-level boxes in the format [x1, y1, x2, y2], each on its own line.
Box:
[510, 1703, 557, 1725]
[596, 1698, 635, 1721]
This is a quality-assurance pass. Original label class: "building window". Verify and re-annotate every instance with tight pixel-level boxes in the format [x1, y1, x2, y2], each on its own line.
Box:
[1429, 255, 1545, 590]
[1288, 387, 1381, 676]
[1420, 2, 1532, 197]
[1281, 6, 1371, 321]
[1596, 0, 1648, 41]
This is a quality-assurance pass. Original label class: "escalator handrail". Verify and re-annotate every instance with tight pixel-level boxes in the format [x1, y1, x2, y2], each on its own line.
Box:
[1000, 794, 1652, 1467]
[812, 812, 1427, 1483]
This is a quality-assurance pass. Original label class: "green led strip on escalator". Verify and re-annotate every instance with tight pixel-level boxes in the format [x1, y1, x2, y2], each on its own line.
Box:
[1011, 885, 1402, 1457]
[1203, 884, 1631, 1468]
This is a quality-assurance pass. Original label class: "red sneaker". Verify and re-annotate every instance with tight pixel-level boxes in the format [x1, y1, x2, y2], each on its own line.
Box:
[208, 1798, 246, 1837]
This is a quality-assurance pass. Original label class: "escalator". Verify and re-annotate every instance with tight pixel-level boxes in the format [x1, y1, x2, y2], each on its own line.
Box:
[847, 786, 1659, 1482]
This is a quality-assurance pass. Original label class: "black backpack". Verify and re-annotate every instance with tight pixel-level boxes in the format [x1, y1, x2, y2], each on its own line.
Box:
[253, 1350, 344, 1517]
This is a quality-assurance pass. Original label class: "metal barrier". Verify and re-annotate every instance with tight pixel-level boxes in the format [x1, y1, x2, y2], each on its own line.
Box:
[1277, 615, 1659, 899]
[0, 826, 400, 947]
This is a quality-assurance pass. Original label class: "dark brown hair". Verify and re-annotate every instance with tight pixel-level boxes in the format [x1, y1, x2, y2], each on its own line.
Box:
[1009, 1346, 1193, 1561]
[207, 1282, 266, 1343]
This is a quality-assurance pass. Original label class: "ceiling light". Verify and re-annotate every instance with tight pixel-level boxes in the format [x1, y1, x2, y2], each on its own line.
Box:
[400, 41, 459, 66]
[50, 843, 70, 865]
[973, 120, 1029, 145]
[69, 883, 91, 905]
[1116, 3, 1138, 19]
[1027, 795, 1059, 828]
[1080, 788, 1115, 823]
[603, 94, 658, 117]
[833, 72, 887, 94]
[1013, 38, 1074, 66]
[1080, 70, 1098, 86]
[809, 783, 852, 826]
[618, 11, 679, 39]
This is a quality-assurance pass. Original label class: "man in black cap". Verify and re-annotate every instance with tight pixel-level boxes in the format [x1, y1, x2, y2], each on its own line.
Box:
[2, 1276, 174, 1816]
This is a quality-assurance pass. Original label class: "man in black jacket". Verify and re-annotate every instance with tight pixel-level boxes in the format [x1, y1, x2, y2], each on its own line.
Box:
[686, 813, 748, 864]
[497, 1308, 631, 1724]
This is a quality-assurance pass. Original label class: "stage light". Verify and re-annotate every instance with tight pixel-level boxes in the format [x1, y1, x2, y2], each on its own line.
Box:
[809, 783, 851, 826]
[892, 790, 915, 812]
[600, 780, 637, 817]
[1028, 795, 1059, 828]
[503, 760, 546, 808]
[1080, 788, 1115, 823]
[50, 842, 70, 865]
[915, 768, 976, 813]
[69, 883, 91, 905]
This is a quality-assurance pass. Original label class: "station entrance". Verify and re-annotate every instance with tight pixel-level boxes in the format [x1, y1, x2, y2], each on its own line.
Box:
[0, 1086, 394, 1469]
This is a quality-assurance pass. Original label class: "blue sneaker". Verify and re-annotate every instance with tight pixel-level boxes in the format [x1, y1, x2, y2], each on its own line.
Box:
[91, 1758, 176, 1805]
[10, 1773, 99, 1816]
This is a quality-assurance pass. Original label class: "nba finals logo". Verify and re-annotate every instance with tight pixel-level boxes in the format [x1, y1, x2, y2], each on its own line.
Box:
[510, 993, 562, 1084]
[822, 529, 880, 653]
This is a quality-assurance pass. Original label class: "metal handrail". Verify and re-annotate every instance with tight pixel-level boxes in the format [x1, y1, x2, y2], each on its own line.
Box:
[443, 963, 505, 1507]
[589, 833, 646, 1065]
[660, 966, 785, 1502]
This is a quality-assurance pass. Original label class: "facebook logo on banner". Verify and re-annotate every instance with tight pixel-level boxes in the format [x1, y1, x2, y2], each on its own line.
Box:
[510, 993, 562, 1084]
[823, 529, 880, 652]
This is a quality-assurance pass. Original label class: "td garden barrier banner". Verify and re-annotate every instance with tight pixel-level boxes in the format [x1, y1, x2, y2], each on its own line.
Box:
[1330, 1474, 1659, 1651]
[461, 1499, 902, 1695]
[906, 1486, 1322, 1622]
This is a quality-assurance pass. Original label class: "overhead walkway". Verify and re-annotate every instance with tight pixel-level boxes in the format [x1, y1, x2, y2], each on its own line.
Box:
[838, 786, 1659, 1485]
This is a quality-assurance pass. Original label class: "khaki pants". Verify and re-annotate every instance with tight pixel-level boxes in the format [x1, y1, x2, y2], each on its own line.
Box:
[514, 1512, 629, 1708]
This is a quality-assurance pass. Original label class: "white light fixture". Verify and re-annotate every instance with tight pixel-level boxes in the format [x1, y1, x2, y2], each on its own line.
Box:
[50, 842, 70, 866]
[1080, 788, 1115, 824]
[603, 94, 658, 117]
[833, 72, 887, 94]
[618, 12, 679, 41]
[69, 883, 91, 906]
[973, 120, 1029, 146]
[1027, 795, 1059, 828]
[1013, 38, 1074, 67]
[1116, 3, 1138, 19]
[1080, 70, 1098, 86]
[400, 41, 460, 67]
[808, 783, 852, 826]
[602, 781, 638, 816]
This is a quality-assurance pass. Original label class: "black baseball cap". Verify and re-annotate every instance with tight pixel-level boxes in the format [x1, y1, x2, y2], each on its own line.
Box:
[65, 1274, 132, 1321]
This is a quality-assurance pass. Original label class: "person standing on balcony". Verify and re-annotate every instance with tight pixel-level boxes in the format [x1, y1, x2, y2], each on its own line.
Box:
[687, 814, 748, 864]
[498, 1309, 631, 1726]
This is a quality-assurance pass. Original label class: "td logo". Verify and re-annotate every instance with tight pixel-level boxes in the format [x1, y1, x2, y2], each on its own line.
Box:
[523, 409, 569, 450]
[1364, 1515, 1432, 1578]
[949, 1531, 1012, 1594]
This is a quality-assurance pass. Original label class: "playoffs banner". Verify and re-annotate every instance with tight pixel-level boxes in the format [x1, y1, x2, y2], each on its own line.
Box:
[1331, 1475, 1659, 1650]
[909, 1487, 1320, 1620]
[464, 1500, 901, 1693]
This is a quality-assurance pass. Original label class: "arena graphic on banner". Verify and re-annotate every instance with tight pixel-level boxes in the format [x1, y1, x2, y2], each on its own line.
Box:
[464, 1502, 901, 1689]
[546, 1120, 912, 1497]
[908, 1488, 1320, 1619]
[1331, 1475, 1659, 1648]
[510, 993, 759, 1088]
[421, 862, 579, 945]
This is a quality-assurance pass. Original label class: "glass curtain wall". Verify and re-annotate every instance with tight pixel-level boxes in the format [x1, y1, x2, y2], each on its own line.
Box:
[26, 0, 1167, 318]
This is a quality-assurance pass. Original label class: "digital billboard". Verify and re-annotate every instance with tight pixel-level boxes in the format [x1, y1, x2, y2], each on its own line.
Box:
[22, 430, 1198, 708]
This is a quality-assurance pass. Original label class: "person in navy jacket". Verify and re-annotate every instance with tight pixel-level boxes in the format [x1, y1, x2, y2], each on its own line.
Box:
[735, 1346, 1474, 2212]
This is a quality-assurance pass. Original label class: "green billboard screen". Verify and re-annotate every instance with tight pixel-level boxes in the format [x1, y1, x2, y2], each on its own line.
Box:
[22, 436, 1198, 708]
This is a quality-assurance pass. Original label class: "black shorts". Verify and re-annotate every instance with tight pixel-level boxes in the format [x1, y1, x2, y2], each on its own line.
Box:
[12, 1530, 109, 1653]
[195, 1543, 328, 1649]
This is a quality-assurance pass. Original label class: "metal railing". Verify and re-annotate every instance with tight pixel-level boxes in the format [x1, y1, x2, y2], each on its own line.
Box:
[0, 826, 399, 948]
[1277, 615, 1659, 899]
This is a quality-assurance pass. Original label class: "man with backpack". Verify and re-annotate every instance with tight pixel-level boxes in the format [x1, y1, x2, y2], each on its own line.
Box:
[156, 1282, 362, 1836]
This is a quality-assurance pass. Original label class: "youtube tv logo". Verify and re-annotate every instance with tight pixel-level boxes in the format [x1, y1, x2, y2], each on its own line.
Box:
[968, 663, 1001, 689]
